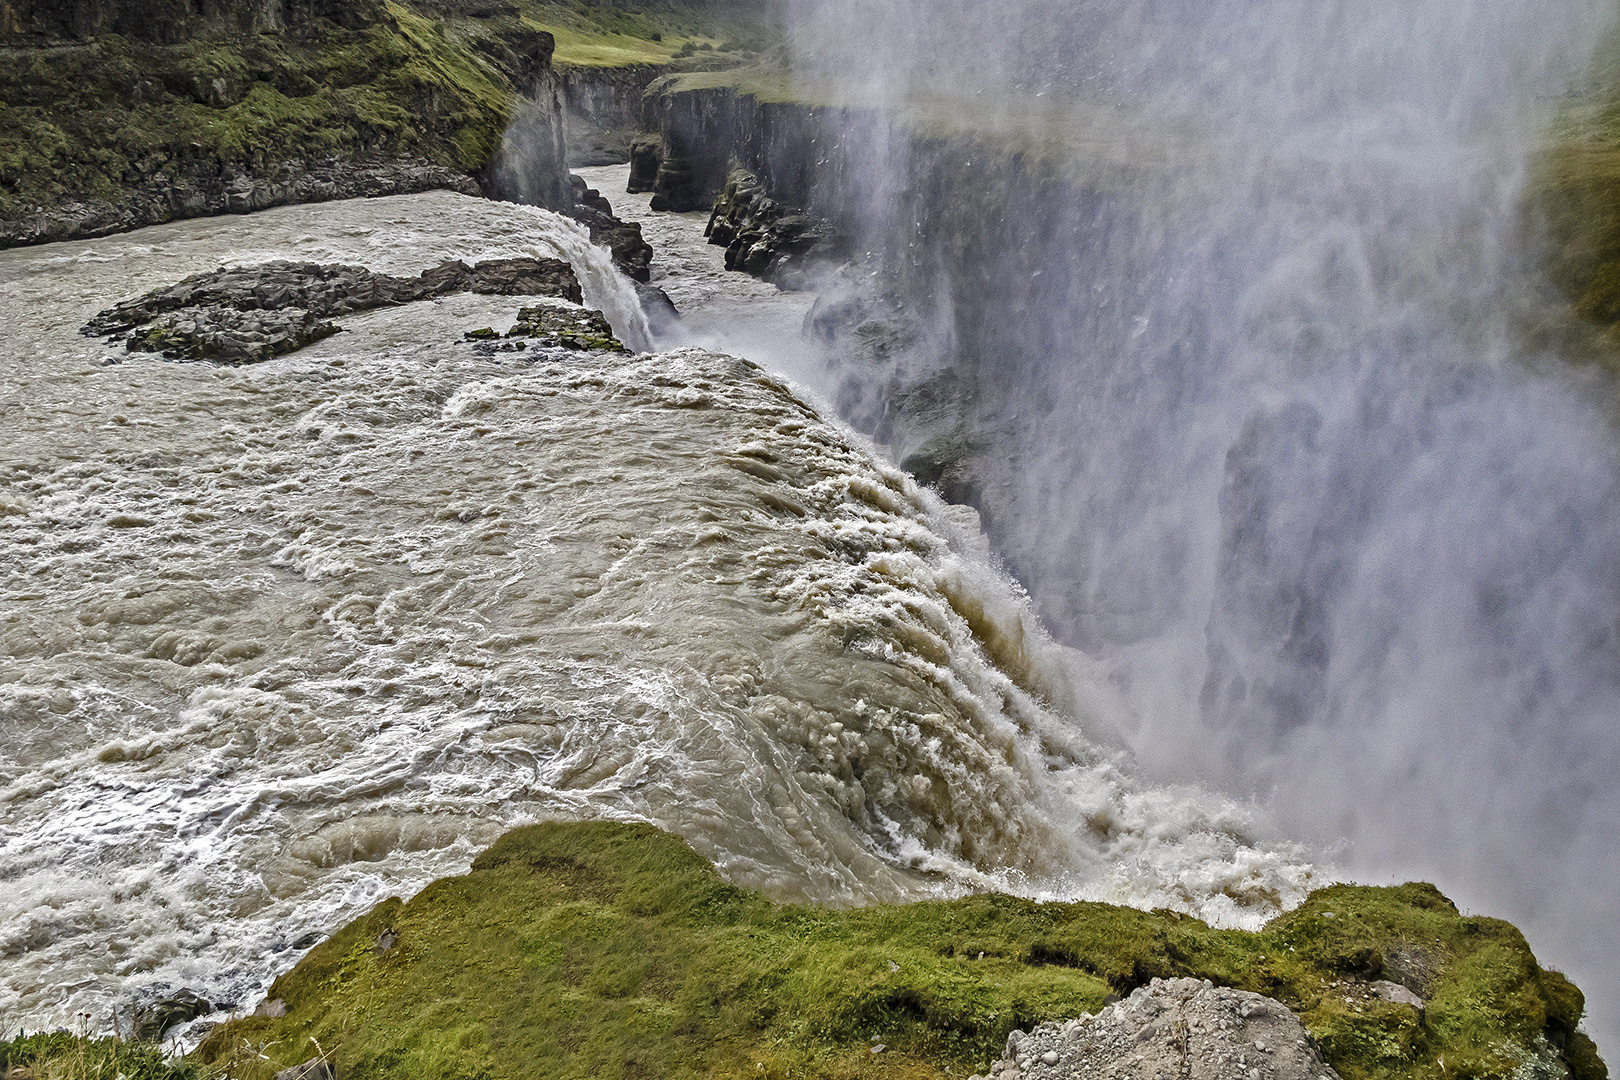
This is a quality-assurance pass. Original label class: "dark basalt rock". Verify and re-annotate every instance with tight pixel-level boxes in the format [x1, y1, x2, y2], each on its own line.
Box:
[86, 258, 582, 337]
[0, 159, 483, 249]
[636, 281, 681, 337]
[558, 65, 668, 168]
[706, 166, 841, 289]
[569, 173, 654, 283]
[494, 301, 627, 352]
[126, 308, 342, 365]
[627, 134, 666, 194]
[83, 256, 589, 364]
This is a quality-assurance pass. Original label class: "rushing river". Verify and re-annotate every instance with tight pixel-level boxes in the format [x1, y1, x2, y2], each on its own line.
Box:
[0, 189, 1315, 1042]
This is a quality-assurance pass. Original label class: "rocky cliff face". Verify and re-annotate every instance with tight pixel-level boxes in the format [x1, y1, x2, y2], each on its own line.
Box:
[0, 0, 572, 245]
[636, 76, 852, 212]
[0, 0, 385, 45]
[631, 76, 1050, 487]
[558, 63, 667, 166]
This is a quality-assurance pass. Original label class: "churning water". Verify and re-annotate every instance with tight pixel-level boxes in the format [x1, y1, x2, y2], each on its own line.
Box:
[780, 0, 1620, 1049]
[0, 192, 1315, 1043]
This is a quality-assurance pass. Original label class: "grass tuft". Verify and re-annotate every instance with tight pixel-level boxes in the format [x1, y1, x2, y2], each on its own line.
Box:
[0, 1031, 213, 1080]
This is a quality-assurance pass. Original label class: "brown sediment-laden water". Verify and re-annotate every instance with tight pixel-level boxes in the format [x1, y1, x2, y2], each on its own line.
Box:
[0, 190, 1314, 1043]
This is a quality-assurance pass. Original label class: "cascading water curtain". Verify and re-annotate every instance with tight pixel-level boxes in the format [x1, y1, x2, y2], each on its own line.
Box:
[780, 0, 1620, 1050]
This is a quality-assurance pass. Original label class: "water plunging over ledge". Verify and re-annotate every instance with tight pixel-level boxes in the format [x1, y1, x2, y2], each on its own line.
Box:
[0, 191, 1316, 1042]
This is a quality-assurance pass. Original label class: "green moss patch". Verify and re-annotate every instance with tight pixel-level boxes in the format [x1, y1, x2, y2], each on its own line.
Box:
[1520, 23, 1620, 374]
[195, 821, 1602, 1080]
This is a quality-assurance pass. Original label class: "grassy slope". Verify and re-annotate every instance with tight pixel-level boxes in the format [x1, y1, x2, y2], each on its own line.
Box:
[0, 1033, 210, 1080]
[1533, 90, 1620, 340]
[517, 0, 769, 70]
[0, 3, 514, 215]
[193, 821, 1603, 1080]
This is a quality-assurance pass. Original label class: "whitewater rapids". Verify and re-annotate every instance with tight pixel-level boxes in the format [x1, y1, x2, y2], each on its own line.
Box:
[0, 192, 1312, 1040]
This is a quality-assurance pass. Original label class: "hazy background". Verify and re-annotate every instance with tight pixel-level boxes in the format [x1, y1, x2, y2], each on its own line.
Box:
[775, 0, 1620, 1050]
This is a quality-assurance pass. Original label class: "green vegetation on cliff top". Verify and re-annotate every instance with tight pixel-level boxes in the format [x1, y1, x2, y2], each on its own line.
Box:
[0, 0, 767, 221]
[516, 0, 770, 69]
[0, 2, 519, 213]
[189, 821, 1603, 1080]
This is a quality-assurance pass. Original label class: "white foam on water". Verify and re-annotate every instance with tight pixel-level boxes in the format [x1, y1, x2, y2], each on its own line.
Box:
[0, 194, 1313, 1044]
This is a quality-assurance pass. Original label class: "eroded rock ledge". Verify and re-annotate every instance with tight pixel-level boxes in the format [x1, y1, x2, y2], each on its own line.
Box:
[82, 256, 591, 363]
[980, 978, 1344, 1080]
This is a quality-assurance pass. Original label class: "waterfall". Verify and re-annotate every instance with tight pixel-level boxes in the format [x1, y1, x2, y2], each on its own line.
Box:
[780, 0, 1620, 1049]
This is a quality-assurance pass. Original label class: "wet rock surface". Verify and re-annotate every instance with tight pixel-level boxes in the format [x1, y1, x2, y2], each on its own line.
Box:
[570, 173, 655, 283]
[82, 257, 586, 364]
[1, 158, 483, 249]
[132, 989, 213, 1042]
[467, 300, 627, 352]
[976, 979, 1341, 1080]
[122, 307, 343, 366]
[705, 166, 841, 288]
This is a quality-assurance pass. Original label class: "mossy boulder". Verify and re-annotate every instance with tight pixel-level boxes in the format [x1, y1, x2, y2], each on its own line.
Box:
[195, 821, 1604, 1080]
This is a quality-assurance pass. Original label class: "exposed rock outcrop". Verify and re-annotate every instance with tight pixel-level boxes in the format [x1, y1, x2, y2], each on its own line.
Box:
[83, 256, 585, 363]
[642, 81, 739, 210]
[558, 63, 667, 166]
[467, 300, 626, 352]
[637, 74, 854, 214]
[569, 174, 655, 282]
[131, 989, 214, 1042]
[0, 158, 482, 248]
[628, 132, 666, 193]
[705, 165, 841, 288]
[976, 979, 1341, 1080]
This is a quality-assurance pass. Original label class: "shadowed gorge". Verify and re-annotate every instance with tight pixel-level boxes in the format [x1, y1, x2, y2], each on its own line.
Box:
[727, 0, 1620, 1053]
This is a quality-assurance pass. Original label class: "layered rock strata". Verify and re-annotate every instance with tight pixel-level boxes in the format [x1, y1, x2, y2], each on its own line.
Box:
[558, 63, 667, 166]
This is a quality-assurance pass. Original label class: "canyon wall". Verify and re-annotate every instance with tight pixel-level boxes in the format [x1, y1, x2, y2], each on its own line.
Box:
[0, 0, 571, 245]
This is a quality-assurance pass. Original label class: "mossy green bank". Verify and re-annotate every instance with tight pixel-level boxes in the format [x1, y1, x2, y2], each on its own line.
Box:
[0, 3, 519, 214]
[196, 821, 1604, 1080]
